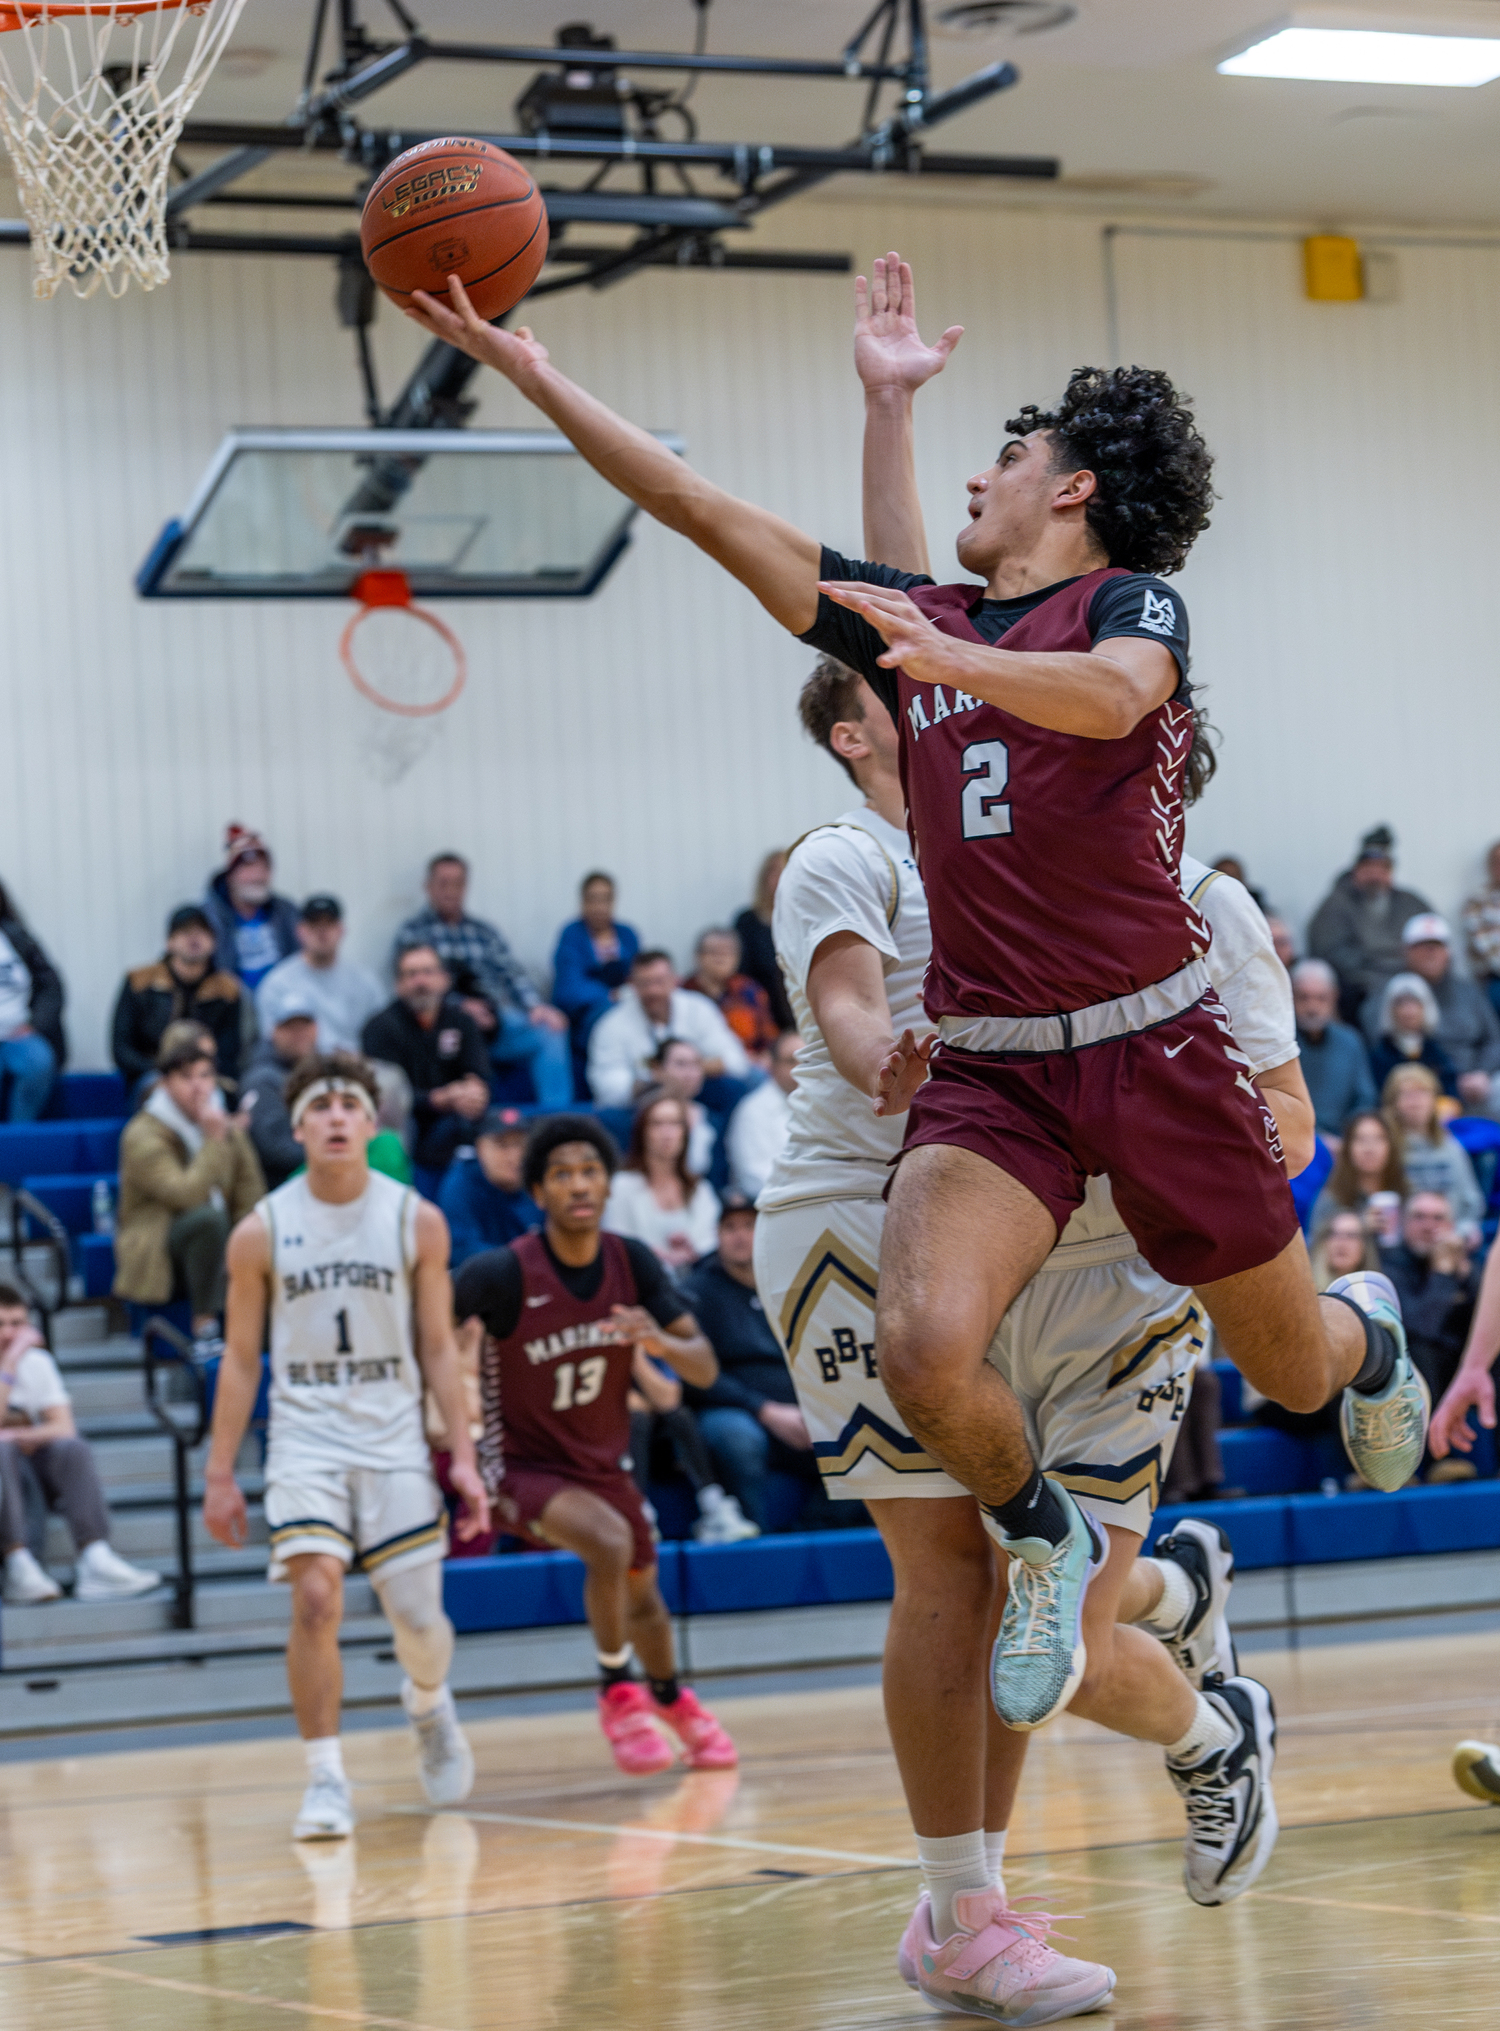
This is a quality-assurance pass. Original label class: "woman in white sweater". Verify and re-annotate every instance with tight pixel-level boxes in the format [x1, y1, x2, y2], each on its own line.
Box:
[603, 1088, 721, 1270]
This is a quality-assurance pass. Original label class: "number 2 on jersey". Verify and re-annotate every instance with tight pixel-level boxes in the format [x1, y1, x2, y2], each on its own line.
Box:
[960, 738, 1012, 840]
[551, 1355, 607, 1412]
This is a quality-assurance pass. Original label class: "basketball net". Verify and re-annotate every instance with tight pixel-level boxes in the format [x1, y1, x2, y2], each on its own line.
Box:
[0, 0, 249, 299]
[341, 569, 467, 786]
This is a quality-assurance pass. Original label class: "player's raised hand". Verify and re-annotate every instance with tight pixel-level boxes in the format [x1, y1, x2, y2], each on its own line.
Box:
[819, 581, 958, 686]
[874, 1028, 936, 1116]
[203, 1470, 249, 1549]
[406, 275, 551, 383]
[1429, 1364, 1496, 1457]
[854, 252, 963, 397]
[448, 1458, 493, 1542]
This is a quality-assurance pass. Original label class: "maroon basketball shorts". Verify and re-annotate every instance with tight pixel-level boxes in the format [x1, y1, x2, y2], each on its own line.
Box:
[494, 1463, 659, 1571]
[901, 993, 1300, 1288]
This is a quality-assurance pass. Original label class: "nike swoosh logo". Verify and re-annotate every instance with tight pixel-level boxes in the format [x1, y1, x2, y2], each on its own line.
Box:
[1163, 1038, 1192, 1059]
[525, 1294, 551, 1308]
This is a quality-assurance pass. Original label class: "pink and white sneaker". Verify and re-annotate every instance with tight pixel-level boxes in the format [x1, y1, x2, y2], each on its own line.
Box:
[598, 1682, 674, 1776]
[651, 1686, 738, 1769]
[905, 1888, 1115, 2025]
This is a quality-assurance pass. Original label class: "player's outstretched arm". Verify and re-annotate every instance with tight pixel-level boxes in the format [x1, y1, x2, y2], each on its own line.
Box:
[806, 930, 934, 1117]
[202, 1213, 268, 1548]
[855, 252, 961, 575]
[1431, 1238, 1500, 1456]
[406, 278, 823, 636]
[412, 1203, 492, 1540]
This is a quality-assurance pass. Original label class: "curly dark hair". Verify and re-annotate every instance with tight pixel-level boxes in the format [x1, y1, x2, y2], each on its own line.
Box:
[1006, 365, 1214, 575]
[1184, 706, 1219, 807]
[522, 1113, 620, 1193]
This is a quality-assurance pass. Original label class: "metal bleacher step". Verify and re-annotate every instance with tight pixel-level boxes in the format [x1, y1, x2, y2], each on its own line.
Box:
[1, 1579, 384, 1675]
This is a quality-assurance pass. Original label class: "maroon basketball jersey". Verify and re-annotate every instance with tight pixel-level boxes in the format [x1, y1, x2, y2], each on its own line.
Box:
[899, 569, 1207, 1018]
[480, 1231, 640, 1481]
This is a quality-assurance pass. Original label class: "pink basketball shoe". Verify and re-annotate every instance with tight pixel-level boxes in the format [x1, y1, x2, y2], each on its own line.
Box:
[598, 1682, 674, 1776]
[907, 1888, 1115, 2026]
[651, 1686, 738, 1769]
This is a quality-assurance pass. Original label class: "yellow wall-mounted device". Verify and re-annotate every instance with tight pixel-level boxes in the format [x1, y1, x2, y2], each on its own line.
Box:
[1304, 235, 1363, 301]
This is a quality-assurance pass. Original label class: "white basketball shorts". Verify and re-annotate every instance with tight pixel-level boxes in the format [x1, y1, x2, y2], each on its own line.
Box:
[264, 1459, 447, 1582]
[755, 1196, 1205, 1534]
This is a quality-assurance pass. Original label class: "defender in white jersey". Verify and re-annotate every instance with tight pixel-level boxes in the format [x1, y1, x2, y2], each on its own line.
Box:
[205, 1053, 490, 1841]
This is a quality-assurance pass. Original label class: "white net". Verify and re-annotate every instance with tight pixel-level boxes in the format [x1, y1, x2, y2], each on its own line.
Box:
[0, 0, 249, 299]
[340, 599, 468, 787]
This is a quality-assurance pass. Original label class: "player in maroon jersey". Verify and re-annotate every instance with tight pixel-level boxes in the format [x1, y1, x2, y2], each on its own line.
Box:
[409, 269, 1424, 1722]
[453, 1115, 737, 1776]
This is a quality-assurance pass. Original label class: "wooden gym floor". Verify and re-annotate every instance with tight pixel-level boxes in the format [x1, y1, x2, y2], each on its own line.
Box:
[0, 1629, 1498, 2028]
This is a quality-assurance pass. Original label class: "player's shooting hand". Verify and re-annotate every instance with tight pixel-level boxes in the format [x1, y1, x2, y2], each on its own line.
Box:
[819, 583, 959, 686]
[203, 1470, 249, 1549]
[448, 1457, 493, 1542]
[874, 1028, 936, 1117]
[406, 276, 551, 383]
[1429, 1365, 1496, 1457]
[854, 252, 963, 397]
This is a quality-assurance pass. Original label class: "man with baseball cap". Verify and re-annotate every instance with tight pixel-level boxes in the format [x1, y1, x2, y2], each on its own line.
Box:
[1308, 825, 1433, 1025]
[203, 825, 300, 994]
[438, 1106, 542, 1268]
[1364, 913, 1500, 1113]
[257, 894, 384, 1055]
[111, 902, 245, 1098]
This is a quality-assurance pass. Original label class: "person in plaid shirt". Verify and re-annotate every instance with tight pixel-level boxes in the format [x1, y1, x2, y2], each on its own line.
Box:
[395, 854, 573, 1109]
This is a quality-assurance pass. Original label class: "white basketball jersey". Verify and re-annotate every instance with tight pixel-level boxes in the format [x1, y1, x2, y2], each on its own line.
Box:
[261, 1170, 427, 1473]
[761, 807, 930, 1210]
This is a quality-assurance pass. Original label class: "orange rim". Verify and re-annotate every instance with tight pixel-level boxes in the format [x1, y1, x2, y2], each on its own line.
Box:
[340, 599, 467, 720]
[0, 1, 193, 27]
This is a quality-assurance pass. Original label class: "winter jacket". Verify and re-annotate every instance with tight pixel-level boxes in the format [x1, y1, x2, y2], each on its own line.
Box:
[437, 1151, 541, 1268]
[237, 1037, 302, 1189]
[111, 958, 244, 1087]
[202, 871, 300, 987]
[1307, 871, 1432, 1000]
[0, 914, 65, 1068]
[1362, 965, 1500, 1078]
[113, 1110, 264, 1304]
[1368, 1032, 1458, 1099]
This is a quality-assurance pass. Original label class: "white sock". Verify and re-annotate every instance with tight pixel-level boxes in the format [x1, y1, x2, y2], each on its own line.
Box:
[304, 1735, 345, 1784]
[1137, 1556, 1195, 1636]
[404, 1678, 446, 1719]
[1166, 1693, 1237, 1768]
[917, 1830, 991, 1940]
[598, 1644, 632, 1674]
[984, 1828, 1009, 1894]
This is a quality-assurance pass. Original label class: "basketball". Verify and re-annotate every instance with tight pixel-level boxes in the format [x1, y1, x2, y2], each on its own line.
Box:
[360, 136, 548, 321]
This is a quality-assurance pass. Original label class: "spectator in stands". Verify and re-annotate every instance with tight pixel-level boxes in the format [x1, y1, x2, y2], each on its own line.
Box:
[256, 894, 382, 1053]
[1368, 973, 1459, 1097]
[361, 945, 490, 1181]
[684, 928, 778, 1065]
[551, 872, 640, 1088]
[0, 1284, 161, 1604]
[646, 1038, 718, 1182]
[1309, 1209, 1380, 1289]
[1382, 1064, 1485, 1238]
[726, 1031, 801, 1203]
[112, 904, 243, 1101]
[683, 1202, 863, 1532]
[587, 950, 750, 1110]
[1265, 916, 1297, 971]
[1369, 913, 1500, 1114]
[239, 1006, 318, 1190]
[1292, 958, 1376, 1140]
[625, 1342, 758, 1544]
[438, 1108, 542, 1268]
[0, 878, 64, 1123]
[202, 825, 299, 994]
[1462, 840, 1500, 1020]
[734, 851, 795, 1032]
[1378, 1192, 1478, 1474]
[113, 1024, 264, 1349]
[1309, 1107, 1408, 1232]
[395, 852, 572, 1110]
[1308, 825, 1432, 1024]
[603, 1090, 720, 1270]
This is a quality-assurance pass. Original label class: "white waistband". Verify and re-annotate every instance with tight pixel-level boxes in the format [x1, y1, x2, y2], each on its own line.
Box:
[936, 957, 1211, 1057]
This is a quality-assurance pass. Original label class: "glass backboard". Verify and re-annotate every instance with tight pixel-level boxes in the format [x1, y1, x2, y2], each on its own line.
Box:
[135, 428, 681, 599]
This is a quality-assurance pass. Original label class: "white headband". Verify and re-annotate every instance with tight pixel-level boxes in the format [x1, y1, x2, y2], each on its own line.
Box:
[290, 1077, 379, 1130]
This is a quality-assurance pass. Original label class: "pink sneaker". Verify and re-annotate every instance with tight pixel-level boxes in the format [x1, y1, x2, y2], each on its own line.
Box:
[909, 1889, 1115, 2026]
[598, 1682, 674, 1776]
[651, 1686, 738, 1769]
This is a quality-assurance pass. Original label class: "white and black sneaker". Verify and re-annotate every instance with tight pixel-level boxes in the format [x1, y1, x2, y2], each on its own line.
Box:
[1154, 1519, 1238, 1688]
[1169, 1674, 1279, 1906]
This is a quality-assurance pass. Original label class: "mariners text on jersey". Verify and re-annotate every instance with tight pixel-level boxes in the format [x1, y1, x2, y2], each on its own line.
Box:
[524, 1320, 620, 1366]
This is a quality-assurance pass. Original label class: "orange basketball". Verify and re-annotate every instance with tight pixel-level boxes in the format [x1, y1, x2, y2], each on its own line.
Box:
[361, 137, 548, 321]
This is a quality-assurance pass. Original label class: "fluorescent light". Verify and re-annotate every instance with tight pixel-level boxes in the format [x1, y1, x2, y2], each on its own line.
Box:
[1219, 26, 1500, 85]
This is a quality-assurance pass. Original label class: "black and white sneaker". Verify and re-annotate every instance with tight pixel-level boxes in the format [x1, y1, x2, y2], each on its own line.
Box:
[1154, 1518, 1238, 1688]
[1169, 1674, 1279, 1906]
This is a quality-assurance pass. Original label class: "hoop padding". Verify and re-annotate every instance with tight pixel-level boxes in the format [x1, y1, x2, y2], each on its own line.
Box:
[340, 594, 468, 720]
[0, 0, 249, 299]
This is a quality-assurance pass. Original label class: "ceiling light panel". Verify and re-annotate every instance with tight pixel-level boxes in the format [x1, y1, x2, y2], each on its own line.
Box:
[1219, 26, 1500, 85]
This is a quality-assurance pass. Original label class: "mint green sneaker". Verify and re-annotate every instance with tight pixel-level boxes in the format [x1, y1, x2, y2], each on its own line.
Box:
[990, 1482, 1105, 1732]
[1331, 1271, 1430, 1492]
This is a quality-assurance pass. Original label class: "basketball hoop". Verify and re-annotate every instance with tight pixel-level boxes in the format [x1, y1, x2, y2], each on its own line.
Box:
[0, 0, 249, 299]
[341, 568, 467, 785]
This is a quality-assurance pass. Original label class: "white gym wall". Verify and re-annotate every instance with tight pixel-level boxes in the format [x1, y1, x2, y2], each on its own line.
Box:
[2, 193, 1498, 1065]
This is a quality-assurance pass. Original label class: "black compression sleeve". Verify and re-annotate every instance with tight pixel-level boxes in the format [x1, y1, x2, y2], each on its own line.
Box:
[622, 1237, 692, 1330]
[452, 1247, 523, 1340]
[797, 545, 932, 716]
